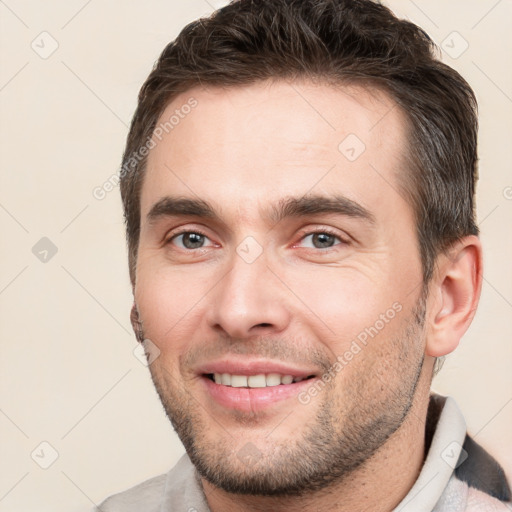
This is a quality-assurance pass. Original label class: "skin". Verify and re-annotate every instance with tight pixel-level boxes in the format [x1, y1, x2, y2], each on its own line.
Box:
[133, 79, 482, 511]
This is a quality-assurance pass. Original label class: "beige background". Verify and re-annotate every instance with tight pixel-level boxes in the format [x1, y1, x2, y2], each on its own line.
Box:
[0, 1, 511, 510]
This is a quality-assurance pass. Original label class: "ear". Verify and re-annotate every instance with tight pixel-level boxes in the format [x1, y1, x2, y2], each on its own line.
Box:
[425, 236, 483, 358]
[130, 302, 144, 343]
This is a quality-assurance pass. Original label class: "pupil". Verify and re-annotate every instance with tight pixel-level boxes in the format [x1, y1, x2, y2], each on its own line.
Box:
[313, 233, 334, 248]
[184, 233, 204, 249]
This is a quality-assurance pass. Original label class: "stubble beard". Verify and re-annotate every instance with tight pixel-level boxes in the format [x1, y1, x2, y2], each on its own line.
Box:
[146, 296, 426, 497]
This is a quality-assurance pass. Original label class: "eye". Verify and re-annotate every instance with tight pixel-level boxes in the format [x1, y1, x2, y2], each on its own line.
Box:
[299, 231, 344, 249]
[169, 231, 214, 250]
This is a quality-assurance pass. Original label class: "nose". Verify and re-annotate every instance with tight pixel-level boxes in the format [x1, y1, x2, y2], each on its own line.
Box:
[206, 251, 291, 339]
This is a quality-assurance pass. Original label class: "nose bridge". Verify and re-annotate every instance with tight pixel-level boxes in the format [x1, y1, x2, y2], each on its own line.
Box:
[207, 247, 290, 338]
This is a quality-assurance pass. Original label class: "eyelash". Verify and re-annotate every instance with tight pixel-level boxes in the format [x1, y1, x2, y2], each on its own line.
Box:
[296, 228, 347, 249]
[166, 227, 348, 251]
[166, 228, 211, 247]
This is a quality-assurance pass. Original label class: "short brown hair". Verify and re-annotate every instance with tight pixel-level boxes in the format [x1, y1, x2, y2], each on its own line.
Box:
[120, 0, 479, 285]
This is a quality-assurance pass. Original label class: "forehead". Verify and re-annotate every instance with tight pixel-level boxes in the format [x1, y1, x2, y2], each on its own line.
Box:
[141, 79, 410, 222]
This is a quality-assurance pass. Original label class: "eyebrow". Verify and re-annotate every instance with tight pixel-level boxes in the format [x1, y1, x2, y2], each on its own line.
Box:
[268, 195, 375, 225]
[146, 194, 375, 226]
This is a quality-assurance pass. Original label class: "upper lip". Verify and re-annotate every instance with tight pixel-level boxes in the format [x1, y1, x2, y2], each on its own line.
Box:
[197, 358, 319, 378]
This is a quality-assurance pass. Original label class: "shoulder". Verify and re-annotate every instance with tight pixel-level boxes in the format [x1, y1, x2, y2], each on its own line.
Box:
[446, 432, 512, 511]
[433, 474, 511, 512]
[98, 473, 167, 512]
[455, 433, 511, 503]
[97, 453, 205, 511]
[465, 484, 512, 511]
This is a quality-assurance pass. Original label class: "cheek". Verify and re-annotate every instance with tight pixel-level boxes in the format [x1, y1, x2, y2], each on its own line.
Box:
[135, 263, 212, 351]
[284, 266, 391, 342]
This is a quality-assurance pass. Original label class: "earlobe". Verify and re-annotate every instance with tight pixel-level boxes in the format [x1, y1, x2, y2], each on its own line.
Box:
[425, 236, 483, 358]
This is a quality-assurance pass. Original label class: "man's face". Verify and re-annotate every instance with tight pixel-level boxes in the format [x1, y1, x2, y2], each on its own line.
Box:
[135, 80, 427, 495]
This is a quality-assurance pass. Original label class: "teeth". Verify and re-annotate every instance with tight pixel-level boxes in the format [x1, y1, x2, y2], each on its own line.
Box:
[247, 375, 266, 388]
[211, 373, 305, 388]
[231, 375, 248, 387]
[266, 373, 281, 386]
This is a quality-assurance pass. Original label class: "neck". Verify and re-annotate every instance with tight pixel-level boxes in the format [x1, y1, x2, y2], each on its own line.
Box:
[202, 375, 432, 512]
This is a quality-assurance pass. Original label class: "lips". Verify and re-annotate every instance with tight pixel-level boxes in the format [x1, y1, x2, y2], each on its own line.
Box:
[197, 359, 318, 380]
[197, 359, 320, 412]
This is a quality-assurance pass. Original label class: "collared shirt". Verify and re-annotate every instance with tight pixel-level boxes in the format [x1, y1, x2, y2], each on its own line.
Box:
[99, 394, 511, 511]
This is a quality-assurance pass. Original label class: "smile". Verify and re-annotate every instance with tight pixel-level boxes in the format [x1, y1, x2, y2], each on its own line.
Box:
[201, 373, 319, 413]
[206, 373, 315, 388]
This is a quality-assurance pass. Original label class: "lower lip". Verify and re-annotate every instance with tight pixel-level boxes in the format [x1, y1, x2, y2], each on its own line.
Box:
[201, 376, 318, 412]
